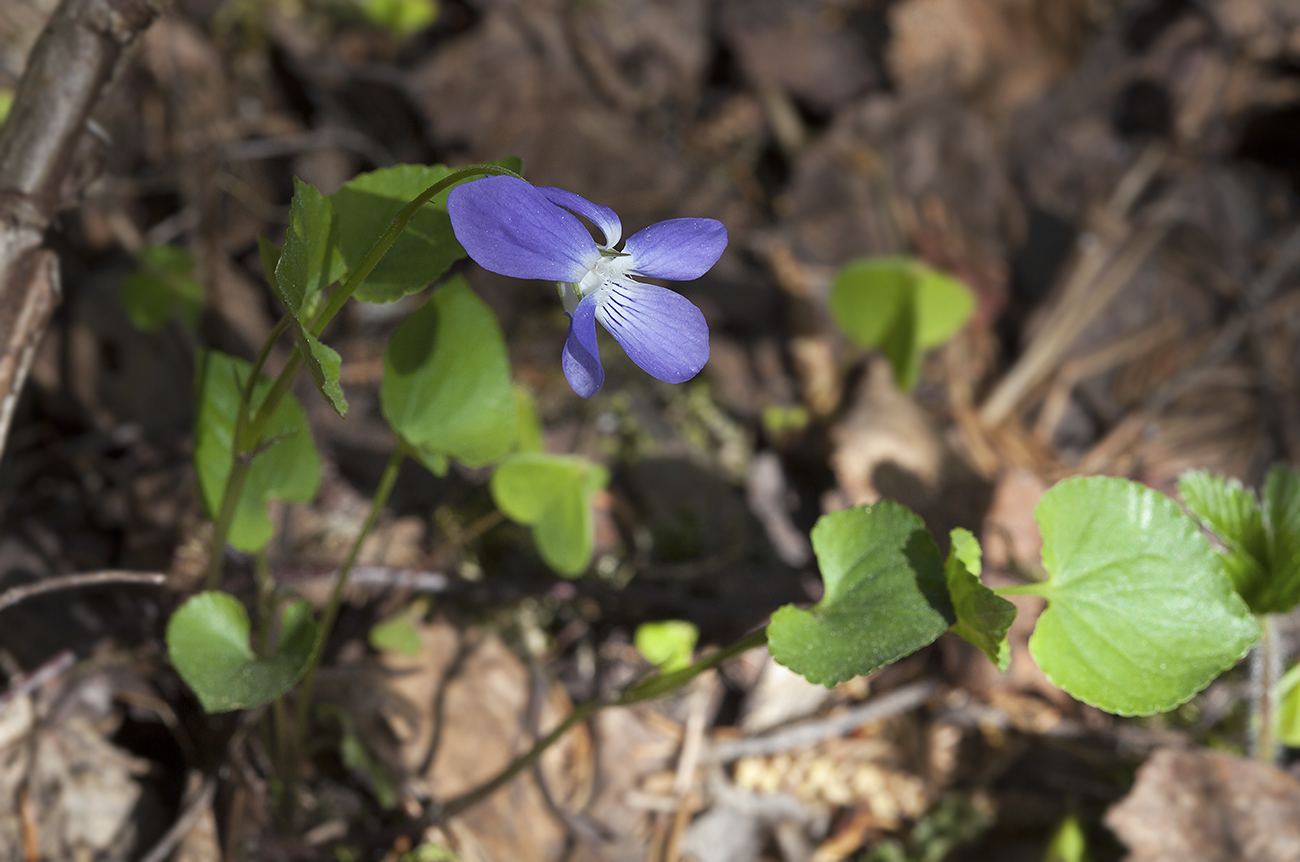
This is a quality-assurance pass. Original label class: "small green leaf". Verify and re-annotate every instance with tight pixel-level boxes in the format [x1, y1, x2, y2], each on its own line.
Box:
[1261, 465, 1300, 613]
[1179, 471, 1270, 609]
[766, 501, 955, 687]
[1277, 662, 1300, 748]
[635, 620, 699, 673]
[1026, 476, 1260, 716]
[120, 244, 204, 333]
[828, 257, 974, 391]
[1043, 814, 1090, 862]
[490, 453, 609, 577]
[944, 528, 1015, 671]
[268, 180, 349, 417]
[360, 0, 437, 34]
[381, 277, 517, 468]
[1180, 467, 1300, 614]
[166, 591, 317, 713]
[913, 265, 976, 349]
[194, 351, 322, 553]
[332, 164, 460, 303]
[369, 617, 422, 656]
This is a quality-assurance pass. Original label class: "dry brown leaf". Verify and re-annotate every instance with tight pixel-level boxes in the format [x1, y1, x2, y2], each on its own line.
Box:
[1105, 748, 1300, 862]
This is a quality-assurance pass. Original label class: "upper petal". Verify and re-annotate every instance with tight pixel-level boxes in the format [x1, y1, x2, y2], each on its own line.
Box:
[562, 295, 605, 398]
[537, 186, 623, 249]
[624, 218, 727, 281]
[448, 176, 599, 283]
[594, 281, 709, 385]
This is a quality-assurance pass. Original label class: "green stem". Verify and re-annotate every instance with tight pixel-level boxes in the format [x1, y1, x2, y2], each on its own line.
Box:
[253, 551, 273, 658]
[993, 583, 1046, 598]
[306, 163, 523, 340]
[438, 628, 767, 819]
[293, 441, 408, 751]
[204, 457, 252, 590]
[206, 163, 522, 580]
[202, 319, 292, 590]
[1253, 614, 1279, 764]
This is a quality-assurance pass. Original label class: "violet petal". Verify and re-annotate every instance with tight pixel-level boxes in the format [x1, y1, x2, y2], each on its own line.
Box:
[595, 281, 709, 384]
[448, 176, 598, 282]
[537, 186, 623, 248]
[624, 218, 727, 281]
[562, 295, 605, 398]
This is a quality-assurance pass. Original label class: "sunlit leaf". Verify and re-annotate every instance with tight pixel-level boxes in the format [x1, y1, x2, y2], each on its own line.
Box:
[767, 501, 955, 687]
[828, 257, 974, 391]
[1024, 476, 1260, 715]
[490, 453, 608, 577]
[944, 528, 1015, 671]
[635, 620, 699, 673]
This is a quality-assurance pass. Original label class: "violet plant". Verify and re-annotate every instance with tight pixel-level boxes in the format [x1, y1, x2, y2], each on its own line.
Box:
[159, 158, 1298, 826]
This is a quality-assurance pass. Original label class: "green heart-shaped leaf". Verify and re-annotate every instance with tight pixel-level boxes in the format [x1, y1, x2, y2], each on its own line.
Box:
[381, 277, 517, 469]
[490, 453, 609, 577]
[829, 257, 974, 390]
[332, 164, 460, 304]
[944, 528, 1015, 671]
[167, 591, 318, 713]
[767, 501, 955, 687]
[193, 351, 322, 553]
[635, 620, 699, 673]
[1026, 476, 1260, 716]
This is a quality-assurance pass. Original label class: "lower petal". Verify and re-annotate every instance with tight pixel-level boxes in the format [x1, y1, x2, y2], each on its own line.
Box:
[594, 282, 709, 385]
[562, 296, 605, 398]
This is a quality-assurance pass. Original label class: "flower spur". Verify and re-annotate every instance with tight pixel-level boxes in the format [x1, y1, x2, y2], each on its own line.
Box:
[447, 176, 727, 397]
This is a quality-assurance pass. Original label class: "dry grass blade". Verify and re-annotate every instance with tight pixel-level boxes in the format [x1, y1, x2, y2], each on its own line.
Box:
[0, 571, 166, 614]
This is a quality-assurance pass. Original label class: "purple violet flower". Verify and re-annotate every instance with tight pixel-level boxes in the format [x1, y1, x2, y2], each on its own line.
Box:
[447, 176, 727, 398]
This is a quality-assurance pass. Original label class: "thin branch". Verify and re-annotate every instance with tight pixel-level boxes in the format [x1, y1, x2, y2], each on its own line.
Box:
[0, 571, 166, 614]
[0, 649, 74, 713]
[136, 775, 218, 862]
[705, 680, 943, 763]
[0, 0, 159, 461]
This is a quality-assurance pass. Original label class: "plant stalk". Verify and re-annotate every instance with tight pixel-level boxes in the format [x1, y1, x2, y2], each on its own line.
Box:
[437, 628, 767, 818]
[292, 442, 408, 753]
[204, 163, 521, 579]
[1253, 613, 1280, 764]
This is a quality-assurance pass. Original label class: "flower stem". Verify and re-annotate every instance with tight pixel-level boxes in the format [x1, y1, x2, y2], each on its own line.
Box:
[292, 441, 409, 758]
[437, 628, 767, 819]
[1252, 613, 1280, 764]
[204, 457, 252, 591]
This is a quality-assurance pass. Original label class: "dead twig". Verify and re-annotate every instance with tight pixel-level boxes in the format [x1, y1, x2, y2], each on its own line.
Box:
[136, 774, 218, 862]
[0, 0, 159, 461]
[705, 680, 942, 764]
[0, 649, 74, 714]
[0, 571, 166, 615]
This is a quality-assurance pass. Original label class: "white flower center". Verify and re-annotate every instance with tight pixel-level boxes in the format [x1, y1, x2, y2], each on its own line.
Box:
[560, 252, 635, 314]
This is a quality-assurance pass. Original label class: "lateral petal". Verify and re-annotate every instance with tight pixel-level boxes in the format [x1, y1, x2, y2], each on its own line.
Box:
[595, 281, 709, 385]
[562, 296, 605, 398]
[448, 176, 599, 282]
[537, 186, 623, 249]
[624, 218, 727, 281]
